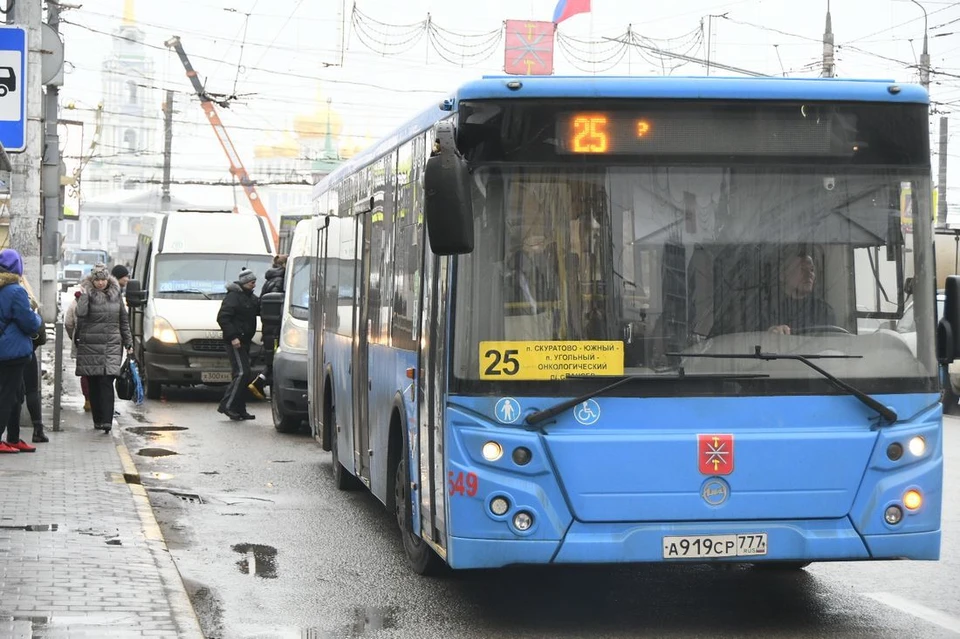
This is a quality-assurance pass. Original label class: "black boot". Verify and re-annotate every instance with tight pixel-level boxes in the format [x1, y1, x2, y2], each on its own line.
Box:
[32, 424, 49, 443]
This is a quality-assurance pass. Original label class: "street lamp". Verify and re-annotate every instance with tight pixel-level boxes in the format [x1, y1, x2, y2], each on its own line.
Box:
[909, 0, 930, 88]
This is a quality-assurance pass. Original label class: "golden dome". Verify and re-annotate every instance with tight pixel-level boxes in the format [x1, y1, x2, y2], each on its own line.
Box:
[294, 91, 343, 140]
[254, 132, 300, 159]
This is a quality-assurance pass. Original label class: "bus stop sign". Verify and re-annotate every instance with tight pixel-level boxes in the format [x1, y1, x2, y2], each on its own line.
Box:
[0, 26, 27, 152]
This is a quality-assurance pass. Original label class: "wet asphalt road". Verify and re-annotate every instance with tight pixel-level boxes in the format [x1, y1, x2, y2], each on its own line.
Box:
[120, 387, 960, 639]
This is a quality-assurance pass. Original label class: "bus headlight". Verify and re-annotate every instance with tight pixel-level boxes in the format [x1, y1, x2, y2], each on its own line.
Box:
[908, 436, 926, 457]
[903, 490, 923, 511]
[152, 316, 178, 344]
[281, 323, 307, 352]
[481, 441, 503, 461]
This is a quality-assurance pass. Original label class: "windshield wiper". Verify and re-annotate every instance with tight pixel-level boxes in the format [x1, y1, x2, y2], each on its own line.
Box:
[667, 345, 897, 424]
[525, 371, 769, 426]
[162, 289, 211, 300]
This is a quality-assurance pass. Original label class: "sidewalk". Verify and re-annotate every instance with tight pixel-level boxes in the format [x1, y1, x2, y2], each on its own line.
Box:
[0, 354, 204, 639]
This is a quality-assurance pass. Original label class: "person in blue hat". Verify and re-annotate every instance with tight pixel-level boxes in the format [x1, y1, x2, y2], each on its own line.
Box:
[0, 249, 43, 454]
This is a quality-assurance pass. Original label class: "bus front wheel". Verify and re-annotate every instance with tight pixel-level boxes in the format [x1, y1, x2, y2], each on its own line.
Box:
[394, 450, 444, 575]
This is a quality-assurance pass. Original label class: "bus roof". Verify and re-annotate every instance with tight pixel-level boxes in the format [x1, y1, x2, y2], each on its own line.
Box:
[314, 75, 928, 196]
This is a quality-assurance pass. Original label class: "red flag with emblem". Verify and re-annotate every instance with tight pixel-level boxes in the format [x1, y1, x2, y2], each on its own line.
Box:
[504, 20, 555, 76]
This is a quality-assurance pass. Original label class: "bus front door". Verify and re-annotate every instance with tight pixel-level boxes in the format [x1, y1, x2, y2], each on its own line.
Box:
[352, 209, 372, 485]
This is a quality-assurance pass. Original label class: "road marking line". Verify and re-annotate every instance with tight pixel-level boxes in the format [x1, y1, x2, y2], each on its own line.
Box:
[865, 592, 960, 635]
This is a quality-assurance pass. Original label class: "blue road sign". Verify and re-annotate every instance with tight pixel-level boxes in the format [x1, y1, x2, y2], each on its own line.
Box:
[0, 26, 27, 152]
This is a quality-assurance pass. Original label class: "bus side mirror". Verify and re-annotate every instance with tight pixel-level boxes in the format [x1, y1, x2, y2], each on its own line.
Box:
[125, 279, 147, 308]
[260, 292, 285, 325]
[423, 121, 474, 256]
[937, 275, 960, 364]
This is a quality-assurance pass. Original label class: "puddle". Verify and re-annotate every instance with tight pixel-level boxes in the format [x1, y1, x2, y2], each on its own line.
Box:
[137, 448, 178, 457]
[0, 524, 59, 532]
[126, 425, 188, 435]
[148, 472, 176, 480]
[232, 543, 278, 579]
[200, 471, 220, 476]
[270, 460, 294, 464]
[130, 413, 150, 423]
[349, 607, 397, 634]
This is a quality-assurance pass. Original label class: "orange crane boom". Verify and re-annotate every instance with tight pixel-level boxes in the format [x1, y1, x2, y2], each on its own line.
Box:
[164, 35, 279, 248]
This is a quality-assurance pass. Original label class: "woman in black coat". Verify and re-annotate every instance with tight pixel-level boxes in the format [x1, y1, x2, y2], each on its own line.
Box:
[74, 264, 133, 433]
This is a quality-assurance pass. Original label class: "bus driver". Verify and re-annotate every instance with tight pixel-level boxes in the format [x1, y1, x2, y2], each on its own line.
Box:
[766, 249, 837, 335]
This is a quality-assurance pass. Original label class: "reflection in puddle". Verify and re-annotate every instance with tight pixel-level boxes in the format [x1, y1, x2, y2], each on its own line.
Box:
[126, 425, 188, 435]
[148, 472, 175, 480]
[137, 448, 178, 457]
[0, 523, 59, 532]
[232, 543, 278, 579]
[350, 607, 397, 634]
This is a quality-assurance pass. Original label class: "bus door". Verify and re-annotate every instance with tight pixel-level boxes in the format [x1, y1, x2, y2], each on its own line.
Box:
[416, 132, 448, 554]
[309, 217, 327, 441]
[352, 200, 373, 485]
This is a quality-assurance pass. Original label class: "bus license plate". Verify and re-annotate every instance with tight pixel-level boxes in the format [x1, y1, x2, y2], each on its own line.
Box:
[662, 533, 768, 559]
[201, 371, 233, 383]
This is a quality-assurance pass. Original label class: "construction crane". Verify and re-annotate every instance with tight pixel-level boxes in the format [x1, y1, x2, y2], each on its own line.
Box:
[164, 35, 280, 247]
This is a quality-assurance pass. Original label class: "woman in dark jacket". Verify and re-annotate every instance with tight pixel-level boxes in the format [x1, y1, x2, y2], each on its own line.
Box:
[74, 264, 133, 433]
[217, 268, 260, 420]
[0, 249, 43, 454]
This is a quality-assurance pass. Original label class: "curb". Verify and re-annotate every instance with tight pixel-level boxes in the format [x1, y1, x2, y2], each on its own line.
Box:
[113, 426, 206, 639]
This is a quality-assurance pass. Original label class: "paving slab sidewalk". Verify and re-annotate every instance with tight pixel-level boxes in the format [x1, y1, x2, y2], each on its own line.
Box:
[0, 362, 203, 639]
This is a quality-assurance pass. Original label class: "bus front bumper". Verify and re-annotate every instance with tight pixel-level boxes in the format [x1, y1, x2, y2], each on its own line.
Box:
[447, 522, 941, 569]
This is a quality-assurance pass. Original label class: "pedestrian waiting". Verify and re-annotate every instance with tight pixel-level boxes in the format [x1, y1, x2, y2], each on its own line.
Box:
[0, 249, 43, 454]
[73, 263, 133, 433]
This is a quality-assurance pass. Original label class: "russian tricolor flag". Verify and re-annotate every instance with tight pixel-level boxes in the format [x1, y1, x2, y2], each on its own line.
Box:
[552, 0, 591, 23]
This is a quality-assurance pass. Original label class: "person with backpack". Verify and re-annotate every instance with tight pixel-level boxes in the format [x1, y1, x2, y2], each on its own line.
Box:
[248, 254, 286, 399]
[0, 249, 43, 454]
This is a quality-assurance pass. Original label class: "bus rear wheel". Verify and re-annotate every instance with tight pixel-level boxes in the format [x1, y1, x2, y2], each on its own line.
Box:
[394, 450, 444, 575]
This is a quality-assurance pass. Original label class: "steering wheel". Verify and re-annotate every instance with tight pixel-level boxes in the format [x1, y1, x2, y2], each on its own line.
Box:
[791, 325, 850, 335]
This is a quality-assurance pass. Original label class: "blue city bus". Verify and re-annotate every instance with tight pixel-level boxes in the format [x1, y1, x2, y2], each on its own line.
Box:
[308, 76, 952, 574]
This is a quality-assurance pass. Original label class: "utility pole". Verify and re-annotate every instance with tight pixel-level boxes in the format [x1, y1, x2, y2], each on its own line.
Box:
[910, 0, 930, 89]
[821, 0, 835, 78]
[938, 117, 948, 227]
[41, 0, 63, 322]
[161, 90, 174, 210]
[6, 0, 44, 316]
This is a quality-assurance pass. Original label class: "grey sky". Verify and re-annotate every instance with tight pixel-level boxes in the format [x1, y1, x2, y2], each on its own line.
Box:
[59, 0, 959, 216]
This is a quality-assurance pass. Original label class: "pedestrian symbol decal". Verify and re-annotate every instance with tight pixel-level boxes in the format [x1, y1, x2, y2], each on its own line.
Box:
[573, 399, 601, 426]
[495, 397, 521, 424]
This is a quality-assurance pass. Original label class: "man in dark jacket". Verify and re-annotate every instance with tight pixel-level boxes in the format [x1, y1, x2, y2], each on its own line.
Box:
[217, 267, 260, 421]
[248, 255, 287, 398]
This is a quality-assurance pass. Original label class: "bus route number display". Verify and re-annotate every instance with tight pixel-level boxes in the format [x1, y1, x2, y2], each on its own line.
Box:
[560, 113, 653, 154]
[479, 341, 624, 380]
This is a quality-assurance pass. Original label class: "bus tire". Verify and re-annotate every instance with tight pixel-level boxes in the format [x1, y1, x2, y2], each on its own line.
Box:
[394, 447, 444, 576]
[330, 404, 360, 490]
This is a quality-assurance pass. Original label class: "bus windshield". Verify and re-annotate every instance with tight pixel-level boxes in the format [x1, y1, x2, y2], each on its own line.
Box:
[154, 253, 272, 299]
[288, 257, 312, 320]
[453, 165, 937, 395]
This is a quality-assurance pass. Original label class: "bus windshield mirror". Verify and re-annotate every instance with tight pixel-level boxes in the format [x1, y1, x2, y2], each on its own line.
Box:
[524, 371, 770, 427]
[668, 345, 897, 424]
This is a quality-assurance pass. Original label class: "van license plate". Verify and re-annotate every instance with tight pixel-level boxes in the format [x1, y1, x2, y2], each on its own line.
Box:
[662, 533, 767, 559]
[201, 372, 233, 383]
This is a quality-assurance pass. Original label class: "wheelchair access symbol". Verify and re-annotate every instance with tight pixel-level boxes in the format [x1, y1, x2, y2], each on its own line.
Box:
[495, 397, 521, 424]
[573, 399, 601, 426]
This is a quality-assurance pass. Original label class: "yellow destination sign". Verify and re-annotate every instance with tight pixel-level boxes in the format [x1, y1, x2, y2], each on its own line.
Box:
[479, 341, 624, 380]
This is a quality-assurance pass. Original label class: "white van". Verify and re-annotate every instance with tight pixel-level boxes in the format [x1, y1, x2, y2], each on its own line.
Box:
[270, 218, 315, 432]
[126, 212, 275, 399]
